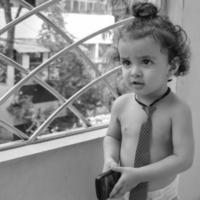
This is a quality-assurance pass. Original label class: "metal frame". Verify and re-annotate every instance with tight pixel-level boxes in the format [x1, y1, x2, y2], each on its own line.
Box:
[0, 0, 134, 150]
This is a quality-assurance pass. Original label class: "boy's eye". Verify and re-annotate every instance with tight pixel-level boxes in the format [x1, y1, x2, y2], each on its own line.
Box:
[142, 59, 153, 65]
[121, 60, 131, 67]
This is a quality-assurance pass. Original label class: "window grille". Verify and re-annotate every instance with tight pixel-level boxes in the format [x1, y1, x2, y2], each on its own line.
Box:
[0, 0, 136, 151]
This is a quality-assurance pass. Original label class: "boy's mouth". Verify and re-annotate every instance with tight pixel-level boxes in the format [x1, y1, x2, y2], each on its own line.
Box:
[132, 81, 144, 85]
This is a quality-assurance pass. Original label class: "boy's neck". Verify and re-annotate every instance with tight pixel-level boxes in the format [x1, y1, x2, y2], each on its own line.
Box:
[135, 87, 171, 107]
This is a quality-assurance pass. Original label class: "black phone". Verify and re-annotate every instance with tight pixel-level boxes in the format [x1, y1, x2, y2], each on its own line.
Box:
[95, 170, 121, 200]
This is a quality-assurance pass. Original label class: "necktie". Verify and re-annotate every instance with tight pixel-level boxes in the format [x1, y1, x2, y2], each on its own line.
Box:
[129, 88, 171, 200]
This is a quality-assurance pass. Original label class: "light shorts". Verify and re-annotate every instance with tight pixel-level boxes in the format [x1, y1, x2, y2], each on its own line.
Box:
[110, 176, 179, 200]
[147, 176, 179, 200]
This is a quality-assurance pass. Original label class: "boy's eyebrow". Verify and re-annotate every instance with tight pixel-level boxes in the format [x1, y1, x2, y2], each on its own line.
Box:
[120, 56, 130, 60]
[120, 55, 156, 59]
[137, 55, 156, 60]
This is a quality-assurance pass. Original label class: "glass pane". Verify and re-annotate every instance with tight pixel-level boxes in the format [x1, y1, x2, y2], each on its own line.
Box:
[0, 0, 118, 146]
[73, 82, 110, 128]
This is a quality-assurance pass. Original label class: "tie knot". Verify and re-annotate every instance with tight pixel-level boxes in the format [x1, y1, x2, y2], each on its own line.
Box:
[143, 106, 156, 117]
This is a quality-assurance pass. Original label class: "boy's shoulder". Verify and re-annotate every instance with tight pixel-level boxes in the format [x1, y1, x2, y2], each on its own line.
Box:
[168, 92, 192, 128]
[112, 93, 134, 111]
[168, 91, 191, 113]
[114, 93, 133, 105]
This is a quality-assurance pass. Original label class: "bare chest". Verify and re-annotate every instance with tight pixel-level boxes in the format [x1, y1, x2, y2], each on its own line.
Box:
[119, 107, 172, 145]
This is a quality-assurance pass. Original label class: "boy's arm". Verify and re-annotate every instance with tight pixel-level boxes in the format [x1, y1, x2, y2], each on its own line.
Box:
[103, 99, 122, 171]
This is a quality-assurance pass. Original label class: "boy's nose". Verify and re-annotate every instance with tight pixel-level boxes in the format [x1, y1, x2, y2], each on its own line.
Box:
[130, 66, 142, 77]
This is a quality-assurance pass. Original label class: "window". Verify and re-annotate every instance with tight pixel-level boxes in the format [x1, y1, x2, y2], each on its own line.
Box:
[0, 0, 121, 150]
[29, 53, 43, 70]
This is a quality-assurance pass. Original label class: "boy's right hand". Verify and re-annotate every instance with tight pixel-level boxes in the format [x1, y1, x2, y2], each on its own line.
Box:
[103, 158, 119, 172]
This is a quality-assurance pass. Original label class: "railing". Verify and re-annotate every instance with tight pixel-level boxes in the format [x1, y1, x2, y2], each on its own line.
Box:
[0, 0, 134, 151]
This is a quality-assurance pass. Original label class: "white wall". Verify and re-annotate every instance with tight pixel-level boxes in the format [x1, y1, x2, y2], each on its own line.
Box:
[176, 0, 200, 199]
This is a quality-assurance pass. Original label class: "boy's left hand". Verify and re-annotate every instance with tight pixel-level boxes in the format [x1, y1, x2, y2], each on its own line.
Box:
[109, 166, 141, 199]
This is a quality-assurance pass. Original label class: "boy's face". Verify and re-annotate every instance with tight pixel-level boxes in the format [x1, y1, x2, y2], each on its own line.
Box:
[118, 36, 171, 98]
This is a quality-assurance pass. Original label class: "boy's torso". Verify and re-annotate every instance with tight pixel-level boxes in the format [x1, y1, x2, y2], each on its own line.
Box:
[117, 92, 177, 191]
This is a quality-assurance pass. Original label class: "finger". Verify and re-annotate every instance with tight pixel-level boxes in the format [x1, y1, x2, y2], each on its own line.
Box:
[109, 177, 123, 198]
[114, 185, 126, 198]
[109, 183, 121, 198]
[110, 162, 118, 168]
[110, 184, 126, 199]
[102, 166, 110, 172]
[103, 164, 114, 172]
[111, 166, 123, 172]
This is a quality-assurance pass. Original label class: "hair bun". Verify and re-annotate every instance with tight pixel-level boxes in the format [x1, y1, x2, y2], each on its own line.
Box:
[132, 2, 158, 19]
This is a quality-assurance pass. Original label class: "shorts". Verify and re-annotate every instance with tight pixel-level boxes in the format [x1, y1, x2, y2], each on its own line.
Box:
[110, 176, 179, 200]
[147, 176, 179, 200]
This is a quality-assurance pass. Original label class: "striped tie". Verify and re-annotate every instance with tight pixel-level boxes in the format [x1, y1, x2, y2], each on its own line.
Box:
[129, 87, 171, 200]
[129, 106, 155, 200]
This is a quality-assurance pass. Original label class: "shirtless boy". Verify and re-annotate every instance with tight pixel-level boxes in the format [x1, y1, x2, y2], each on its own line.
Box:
[103, 2, 194, 200]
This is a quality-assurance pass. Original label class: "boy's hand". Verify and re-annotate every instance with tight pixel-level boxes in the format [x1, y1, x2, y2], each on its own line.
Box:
[103, 158, 119, 172]
[109, 166, 141, 199]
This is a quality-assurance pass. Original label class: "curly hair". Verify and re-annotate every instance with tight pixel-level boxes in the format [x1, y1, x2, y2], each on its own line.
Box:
[113, 2, 191, 76]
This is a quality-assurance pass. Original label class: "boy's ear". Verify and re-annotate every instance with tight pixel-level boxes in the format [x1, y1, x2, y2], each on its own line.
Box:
[168, 57, 180, 77]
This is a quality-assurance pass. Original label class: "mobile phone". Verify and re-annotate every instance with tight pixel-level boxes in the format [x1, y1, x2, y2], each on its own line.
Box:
[95, 169, 121, 200]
